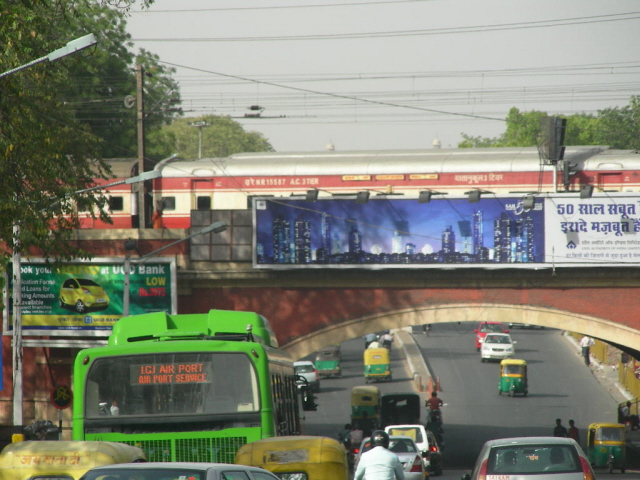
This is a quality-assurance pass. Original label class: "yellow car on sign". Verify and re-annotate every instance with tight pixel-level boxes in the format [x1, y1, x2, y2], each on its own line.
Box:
[59, 277, 110, 313]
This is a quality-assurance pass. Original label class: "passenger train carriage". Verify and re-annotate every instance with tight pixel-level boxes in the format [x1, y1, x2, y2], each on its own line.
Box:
[86, 146, 640, 230]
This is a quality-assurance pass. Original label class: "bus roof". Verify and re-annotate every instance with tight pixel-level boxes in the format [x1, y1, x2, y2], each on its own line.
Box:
[109, 309, 278, 347]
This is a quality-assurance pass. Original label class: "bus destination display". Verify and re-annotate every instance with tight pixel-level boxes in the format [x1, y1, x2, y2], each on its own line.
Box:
[131, 362, 212, 385]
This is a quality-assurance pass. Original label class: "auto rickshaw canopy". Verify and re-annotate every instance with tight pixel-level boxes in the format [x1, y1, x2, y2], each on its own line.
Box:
[0, 440, 146, 480]
[500, 358, 527, 376]
[235, 435, 349, 480]
[351, 385, 381, 406]
[587, 423, 626, 443]
[364, 347, 390, 365]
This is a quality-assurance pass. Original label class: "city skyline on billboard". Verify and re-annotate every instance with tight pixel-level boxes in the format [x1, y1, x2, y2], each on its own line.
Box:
[253, 195, 640, 269]
[254, 196, 545, 268]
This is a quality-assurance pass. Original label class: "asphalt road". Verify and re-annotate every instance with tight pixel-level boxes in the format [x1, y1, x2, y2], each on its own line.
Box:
[299, 324, 636, 479]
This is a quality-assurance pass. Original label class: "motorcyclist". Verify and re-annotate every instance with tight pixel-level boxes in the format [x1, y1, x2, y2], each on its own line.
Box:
[354, 430, 405, 480]
[426, 409, 444, 449]
[380, 330, 394, 349]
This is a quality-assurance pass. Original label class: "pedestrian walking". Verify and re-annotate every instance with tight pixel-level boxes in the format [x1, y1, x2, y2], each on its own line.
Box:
[553, 418, 568, 437]
[579, 336, 595, 366]
[568, 419, 579, 444]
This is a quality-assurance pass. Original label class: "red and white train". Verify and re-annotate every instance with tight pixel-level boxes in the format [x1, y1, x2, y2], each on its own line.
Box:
[85, 146, 640, 229]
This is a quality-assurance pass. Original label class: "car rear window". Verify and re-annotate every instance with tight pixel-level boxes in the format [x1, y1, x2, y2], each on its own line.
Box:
[487, 445, 581, 475]
[295, 365, 314, 373]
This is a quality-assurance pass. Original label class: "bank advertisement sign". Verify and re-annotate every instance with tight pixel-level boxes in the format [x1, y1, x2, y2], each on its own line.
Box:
[253, 195, 640, 269]
[4, 257, 176, 336]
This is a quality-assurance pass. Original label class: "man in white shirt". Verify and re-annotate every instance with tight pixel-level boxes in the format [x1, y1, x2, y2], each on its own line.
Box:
[354, 430, 405, 480]
[579, 336, 595, 366]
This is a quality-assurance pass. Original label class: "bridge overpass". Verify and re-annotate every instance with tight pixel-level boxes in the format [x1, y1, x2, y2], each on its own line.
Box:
[77, 229, 640, 361]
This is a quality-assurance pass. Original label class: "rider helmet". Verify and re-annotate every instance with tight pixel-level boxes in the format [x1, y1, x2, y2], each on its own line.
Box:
[370, 430, 390, 448]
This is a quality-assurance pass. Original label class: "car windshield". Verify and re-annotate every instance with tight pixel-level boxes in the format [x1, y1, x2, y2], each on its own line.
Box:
[486, 335, 511, 344]
[487, 444, 581, 475]
[481, 324, 504, 333]
[362, 438, 417, 454]
[79, 467, 206, 480]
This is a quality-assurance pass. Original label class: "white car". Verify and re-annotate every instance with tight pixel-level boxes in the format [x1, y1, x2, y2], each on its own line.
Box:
[79, 462, 281, 480]
[480, 333, 516, 362]
[294, 360, 320, 392]
[385, 424, 443, 475]
[462, 436, 596, 480]
[355, 435, 426, 480]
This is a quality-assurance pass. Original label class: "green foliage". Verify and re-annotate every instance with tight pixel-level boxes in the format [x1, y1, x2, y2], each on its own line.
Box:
[0, 0, 114, 267]
[59, 4, 181, 159]
[595, 96, 640, 150]
[150, 115, 274, 159]
[459, 98, 640, 150]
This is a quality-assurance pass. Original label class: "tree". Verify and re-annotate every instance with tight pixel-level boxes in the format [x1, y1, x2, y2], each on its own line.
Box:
[150, 115, 274, 159]
[595, 96, 640, 150]
[0, 0, 120, 268]
[60, 4, 182, 159]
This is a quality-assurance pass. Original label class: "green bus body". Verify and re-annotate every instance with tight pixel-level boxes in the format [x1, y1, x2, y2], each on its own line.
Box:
[72, 309, 301, 463]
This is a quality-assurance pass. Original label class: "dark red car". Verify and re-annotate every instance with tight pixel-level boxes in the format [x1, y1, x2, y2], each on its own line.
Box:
[474, 321, 509, 351]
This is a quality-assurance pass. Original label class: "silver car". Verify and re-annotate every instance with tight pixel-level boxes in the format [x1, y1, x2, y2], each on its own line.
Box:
[78, 462, 281, 480]
[480, 333, 516, 362]
[356, 435, 426, 480]
[462, 437, 596, 480]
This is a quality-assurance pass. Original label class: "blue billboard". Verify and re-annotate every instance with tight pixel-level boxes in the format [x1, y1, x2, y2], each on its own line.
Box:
[253, 196, 545, 268]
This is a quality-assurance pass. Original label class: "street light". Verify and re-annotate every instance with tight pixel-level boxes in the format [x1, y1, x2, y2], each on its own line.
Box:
[122, 221, 228, 317]
[5, 33, 98, 436]
[0, 34, 97, 79]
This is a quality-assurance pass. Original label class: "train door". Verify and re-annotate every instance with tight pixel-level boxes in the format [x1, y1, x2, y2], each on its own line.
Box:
[192, 179, 213, 212]
[597, 172, 623, 192]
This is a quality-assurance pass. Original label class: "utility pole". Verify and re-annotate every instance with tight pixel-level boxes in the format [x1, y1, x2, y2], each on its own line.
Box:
[136, 64, 148, 228]
[189, 121, 209, 159]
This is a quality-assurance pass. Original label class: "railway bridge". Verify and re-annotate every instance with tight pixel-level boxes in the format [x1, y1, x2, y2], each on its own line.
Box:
[79, 228, 640, 360]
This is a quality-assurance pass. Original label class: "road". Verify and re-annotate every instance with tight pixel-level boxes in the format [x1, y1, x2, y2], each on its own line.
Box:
[299, 324, 634, 479]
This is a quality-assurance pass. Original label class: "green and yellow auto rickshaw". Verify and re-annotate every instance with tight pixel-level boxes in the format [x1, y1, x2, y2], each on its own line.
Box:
[351, 385, 381, 432]
[364, 347, 391, 383]
[315, 345, 342, 378]
[498, 358, 528, 397]
[586, 422, 626, 473]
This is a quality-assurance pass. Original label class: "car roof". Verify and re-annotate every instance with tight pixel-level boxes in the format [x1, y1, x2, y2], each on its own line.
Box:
[89, 462, 265, 469]
[482, 436, 580, 448]
[294, 360, 314, 365]
[485, 333, 511, 338]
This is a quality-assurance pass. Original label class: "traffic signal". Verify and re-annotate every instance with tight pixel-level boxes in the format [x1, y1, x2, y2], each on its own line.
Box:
[539, 117, 567, 163]
[563, 161, 579, 190]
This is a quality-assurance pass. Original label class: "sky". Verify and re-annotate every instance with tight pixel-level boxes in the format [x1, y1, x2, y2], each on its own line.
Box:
[126, 0, 640, 152]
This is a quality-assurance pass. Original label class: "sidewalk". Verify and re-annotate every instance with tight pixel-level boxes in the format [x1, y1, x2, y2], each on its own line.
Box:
[563, 332, 640, 463]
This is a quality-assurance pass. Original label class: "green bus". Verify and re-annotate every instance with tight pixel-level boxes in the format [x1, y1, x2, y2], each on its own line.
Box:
[72, 309, 303, 463]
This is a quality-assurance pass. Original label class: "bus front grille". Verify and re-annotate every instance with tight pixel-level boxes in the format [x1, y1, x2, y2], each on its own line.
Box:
[123, 436, 248, 463]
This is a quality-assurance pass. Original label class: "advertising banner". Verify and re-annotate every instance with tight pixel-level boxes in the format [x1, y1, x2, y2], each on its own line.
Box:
[253, 195, 640, 269]
[4, 257, 176, 336]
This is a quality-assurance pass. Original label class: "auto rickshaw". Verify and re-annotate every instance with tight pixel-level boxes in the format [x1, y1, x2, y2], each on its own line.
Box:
[351, 385, 381, 432]
[380, 393, 421, 427]
[586, 422, 626, 473]
[235, 435, 349, 480]
[315, 345, 342, 378]
[498, 358, 528, 397]
[364, 347, 391, 383]
[0, 440, 146, 480]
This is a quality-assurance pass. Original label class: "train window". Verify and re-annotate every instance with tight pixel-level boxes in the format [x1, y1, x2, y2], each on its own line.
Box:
[108, 196, 124, 211]
[161, 196, 176, 211]
[197, 196, 211, 210]
[247, 195, 274, 209]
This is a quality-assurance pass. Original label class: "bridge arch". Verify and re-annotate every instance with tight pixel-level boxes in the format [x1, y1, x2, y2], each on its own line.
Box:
[282, 303, 640, 360]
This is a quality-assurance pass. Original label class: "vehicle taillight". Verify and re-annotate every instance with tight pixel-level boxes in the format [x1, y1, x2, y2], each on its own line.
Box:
[477, 458, 488, 480]
[430, 445, 438, 452]
[410, 456, 423, 472]
[352, 448, 359, 454]
[579, 456, 595, 480]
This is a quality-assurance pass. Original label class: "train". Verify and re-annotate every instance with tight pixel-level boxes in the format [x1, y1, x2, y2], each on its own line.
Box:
[84, 146, 640, 230]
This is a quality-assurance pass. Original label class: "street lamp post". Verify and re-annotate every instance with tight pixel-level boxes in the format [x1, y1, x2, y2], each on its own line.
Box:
[122, 221, 228, 317]
[4, 33, 98, 436]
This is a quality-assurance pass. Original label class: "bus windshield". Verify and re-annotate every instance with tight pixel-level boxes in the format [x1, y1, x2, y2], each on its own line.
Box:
[85, 352, 259, 418]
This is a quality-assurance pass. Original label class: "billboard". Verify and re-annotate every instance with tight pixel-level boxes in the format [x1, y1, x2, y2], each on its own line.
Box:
[253, 195, 640, 269]
[3, 257, 176, 336]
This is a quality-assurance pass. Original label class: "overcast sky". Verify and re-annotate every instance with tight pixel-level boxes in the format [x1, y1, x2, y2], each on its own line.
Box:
[126, 0, 639, 152]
